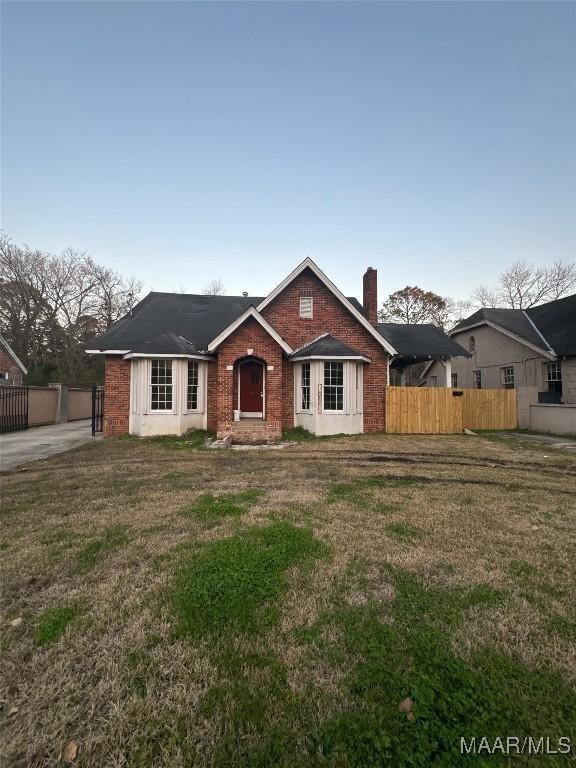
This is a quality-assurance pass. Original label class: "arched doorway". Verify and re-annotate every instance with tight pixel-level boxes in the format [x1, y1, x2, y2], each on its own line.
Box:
[238, 359, 265, 418]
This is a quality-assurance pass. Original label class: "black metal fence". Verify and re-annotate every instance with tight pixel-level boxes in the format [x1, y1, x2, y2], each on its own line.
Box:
[0, 385, 29, 434]
[91, 385, 104, 436]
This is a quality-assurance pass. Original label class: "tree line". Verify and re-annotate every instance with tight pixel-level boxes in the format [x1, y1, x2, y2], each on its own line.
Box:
[1, 232, 574, 386]
[0, 235, 143, 386]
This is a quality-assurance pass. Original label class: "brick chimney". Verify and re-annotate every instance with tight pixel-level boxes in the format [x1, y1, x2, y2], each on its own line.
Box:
[363, 267, 378, 325]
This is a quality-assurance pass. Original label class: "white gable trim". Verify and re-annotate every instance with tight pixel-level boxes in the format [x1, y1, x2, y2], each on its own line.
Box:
[207, 306, 293, 354]
[291, 354, 371, 363]
[0, 335, 28, 374]
[450, 320, 556, 359]
[256, 258, 397, 356]
[522, 311, 556, 356]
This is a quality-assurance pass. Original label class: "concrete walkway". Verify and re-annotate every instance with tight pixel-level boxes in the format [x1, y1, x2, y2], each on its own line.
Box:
[0, 420, 98, 472]
[500, 432, 576, 452]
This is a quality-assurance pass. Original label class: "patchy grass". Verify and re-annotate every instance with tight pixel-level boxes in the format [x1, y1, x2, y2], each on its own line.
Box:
[178, 489, 264, 525]
[34, 604, 83, 647]
[76, 524, 130, 572]
[1, 431, 575, 767]
[168, 522, 328, 639]
[385, 522, 422, 542]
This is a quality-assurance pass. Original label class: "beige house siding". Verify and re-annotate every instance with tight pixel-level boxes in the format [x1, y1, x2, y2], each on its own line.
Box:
[422, 325, 576, 405]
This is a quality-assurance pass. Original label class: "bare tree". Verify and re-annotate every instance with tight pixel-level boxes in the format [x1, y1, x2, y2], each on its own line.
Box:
[0, 234, 143, 384]
[202, 278, 225, 296]
[472, 259, 576, 309]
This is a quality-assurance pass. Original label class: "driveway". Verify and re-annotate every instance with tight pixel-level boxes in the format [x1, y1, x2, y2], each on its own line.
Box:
[0, 420, 98, 472]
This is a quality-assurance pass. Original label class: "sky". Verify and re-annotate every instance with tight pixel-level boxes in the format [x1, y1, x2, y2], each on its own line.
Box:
[2, 1, 575, 303]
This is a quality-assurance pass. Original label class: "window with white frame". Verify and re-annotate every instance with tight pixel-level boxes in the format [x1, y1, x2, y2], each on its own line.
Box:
[301, 362, 311, 411]
[299, 297, 313, 319]
[451, 372, 458, 388]
[469, 336, 476, 353]
[502, 366, 515, 389]
[430, 375, 438, 387]
[323, 362, 344, 411]
[545, 361, 562, 393]
[187, 361, 199, 410]
[473, 370, 482, 389]
[0, 372, 8, 380]
[150, 359, 173, 411]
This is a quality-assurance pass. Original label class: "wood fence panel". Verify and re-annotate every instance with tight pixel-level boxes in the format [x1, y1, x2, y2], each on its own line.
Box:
[461, 389, 517, 430]
[385, 387, 463, 433]
[385, 387, 517, 433]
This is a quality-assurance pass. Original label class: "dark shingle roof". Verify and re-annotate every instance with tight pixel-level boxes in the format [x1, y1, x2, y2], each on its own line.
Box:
[130, 332, 202, 356]
[451, 308, 546, 349]
[289, 334, 367, 359]
[526, 294, 576, 356]
[376, 323, 470, 359]
[89, 293, 266, 352]
[90, 292, 365, 353]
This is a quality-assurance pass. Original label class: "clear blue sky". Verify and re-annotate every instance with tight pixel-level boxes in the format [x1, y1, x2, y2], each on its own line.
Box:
[2, 1, 575, 302]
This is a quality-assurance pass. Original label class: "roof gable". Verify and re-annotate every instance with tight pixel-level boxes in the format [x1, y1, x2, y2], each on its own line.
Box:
[207, 306, 293, 354]
[256, 258, 397, 356]
[450, 307, 555, 357]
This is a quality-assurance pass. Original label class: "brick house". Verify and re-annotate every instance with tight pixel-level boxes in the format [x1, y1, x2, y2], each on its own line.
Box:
[0, 335, 27, 385]
[87, 259, 467, 441]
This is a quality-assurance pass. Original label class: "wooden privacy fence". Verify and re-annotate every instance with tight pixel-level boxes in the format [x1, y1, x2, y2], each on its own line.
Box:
[385, 387, 517, 434]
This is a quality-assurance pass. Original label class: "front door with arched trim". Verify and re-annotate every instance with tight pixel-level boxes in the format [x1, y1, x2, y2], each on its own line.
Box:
[239, 361, 264, 417]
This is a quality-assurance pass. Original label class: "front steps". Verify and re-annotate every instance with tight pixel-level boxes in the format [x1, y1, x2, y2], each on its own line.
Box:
[217, 418, 282, 445]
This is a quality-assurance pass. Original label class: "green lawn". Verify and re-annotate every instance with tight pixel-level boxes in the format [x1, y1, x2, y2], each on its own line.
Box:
[1, 432, 575, 767]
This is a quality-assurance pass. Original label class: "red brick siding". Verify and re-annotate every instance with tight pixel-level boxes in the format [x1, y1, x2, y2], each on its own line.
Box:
[215, 317, 284, 439]
[104, 356, 130, 436]
[261, 268, 388, 432]
[0, 348, 23, 385]
[206, 361, 218, 432]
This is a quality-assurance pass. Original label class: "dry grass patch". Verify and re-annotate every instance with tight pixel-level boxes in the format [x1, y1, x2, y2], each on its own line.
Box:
[1, 431, 575, 766]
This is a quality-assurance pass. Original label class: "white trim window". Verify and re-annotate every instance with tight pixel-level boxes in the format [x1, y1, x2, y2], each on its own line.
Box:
[430, 375, 438, 387]
[473, 370, 482, 389]
[451, 372, 458, 388]
[299, 296, 313, 319]
[545, 361, 562, 393]
[0, 372, 8, 380]
[323, 362, 344, 411]
[187, 361, 200, 410]
[301, 362, 311, 411]
[502, 366, 515, 389]
[150, 359, 173, 411]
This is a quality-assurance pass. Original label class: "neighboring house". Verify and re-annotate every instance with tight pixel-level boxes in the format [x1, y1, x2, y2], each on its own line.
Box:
[420, 293, 576, 435]
[87, 259, 469, 441]
[0, 335, 27, 385]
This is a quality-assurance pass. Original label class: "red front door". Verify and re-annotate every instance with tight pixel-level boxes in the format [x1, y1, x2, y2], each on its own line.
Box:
[240, 362, 264, 414]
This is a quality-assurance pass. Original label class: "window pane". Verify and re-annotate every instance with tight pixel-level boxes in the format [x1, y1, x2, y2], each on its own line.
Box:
[323, 362, 344, 411]
[151, 360, 173, 410]
[187, 361, 199, 410]
[301, 363, 310, 410]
